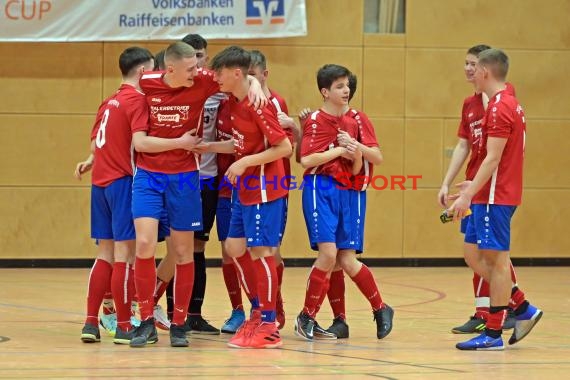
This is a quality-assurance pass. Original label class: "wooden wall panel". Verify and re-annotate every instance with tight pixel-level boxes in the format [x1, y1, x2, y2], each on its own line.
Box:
[524, 120, 570, 189]
[369, 118, 404, 179]
[363, 48, 405, 118]
[363, 190, 404, 257]
[0, 43, 102, 114]
[403, 189, 464, 258]
[510, 190, 570, 257]
[0, 115, 93, 186]
[507, 50, 570, 120]
[407, 0, 570, 49]
[0, 188, 95, 258]
[211, 0, 364, 47]
[404, 119, 444, 188]
[405, 49, 469, 118]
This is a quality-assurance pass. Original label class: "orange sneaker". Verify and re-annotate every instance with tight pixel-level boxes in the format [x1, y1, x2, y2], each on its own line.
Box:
[227, 310, 261, 348]
[245, 322, 282, 349]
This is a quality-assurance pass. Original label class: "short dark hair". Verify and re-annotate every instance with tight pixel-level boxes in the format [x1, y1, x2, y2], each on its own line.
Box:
[478, 48, 509, 80]
[348, 73, 358, 102]
[182, 34, 208, 50]
[317, 64, 351, 91]
[164, 41, 196, 63]
[467, 44, 492, 57]
[153, 49, 165, 71]
[210, 46, 251, 74]
[249, 50, 267, 70]
[119, 47, 153, 76]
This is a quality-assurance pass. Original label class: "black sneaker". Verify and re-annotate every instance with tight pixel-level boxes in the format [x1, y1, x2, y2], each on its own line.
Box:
[327, 317, 349, 339]
[374, 304, 394, 339]
[81, 323, 100, 343]
[185, 315, 220, 335]
[314, 321, 337, 340]
[130, 318, 158, 348]
[294, 312, 315, 341]
[503, 309, 516, 330]
[451, 315, 486, 334]
[113, 326, 135, 345]
[170, 324, 189, 347]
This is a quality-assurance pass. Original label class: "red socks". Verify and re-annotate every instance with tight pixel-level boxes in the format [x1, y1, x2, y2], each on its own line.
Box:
[85, 259, 113, 326]
[254, 256, 278, 322]
[472, 273, 490, 319]
[350, 264, 383, 311]
[233, 252, 259, 308]
[303, 267, 328, 318]
[222, 262, 243, 310]
[171, 262, 195, 326]
[112, 262, 134, 332]
[328, 269, 346, 320]
[134, 256, 156, 321]
[153, 277, 169, 306]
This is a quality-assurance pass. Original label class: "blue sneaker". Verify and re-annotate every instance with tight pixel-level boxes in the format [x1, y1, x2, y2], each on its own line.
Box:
[99, 313, 117, 337]
[130, 315, 141, 328]
[221, 309, 246, 334]
[508, 304, 543, 345]
[456, 332, 504, 351]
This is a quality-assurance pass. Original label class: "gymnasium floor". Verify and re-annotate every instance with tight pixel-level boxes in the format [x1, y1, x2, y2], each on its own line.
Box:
[0, 266, 568, 379]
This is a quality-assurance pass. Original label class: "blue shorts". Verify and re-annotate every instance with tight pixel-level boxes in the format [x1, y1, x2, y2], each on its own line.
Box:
[464, 204, 517, 251]
[302, 175, 353, 251]
[349, 189, 367, 253]
[91, 176, 135, 241]
[157, 210, 170, 242]
[280, 196, 289, 243]
[132, 168, 203, 231]
[460, 211, 472, 234]
[228, 196, 286, 248]
[216, 196, 232, 241]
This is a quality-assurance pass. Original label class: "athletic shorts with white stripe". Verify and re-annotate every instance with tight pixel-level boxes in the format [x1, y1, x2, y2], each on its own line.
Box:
[301, 174, 354, 251]
[227, 195, 286, 248]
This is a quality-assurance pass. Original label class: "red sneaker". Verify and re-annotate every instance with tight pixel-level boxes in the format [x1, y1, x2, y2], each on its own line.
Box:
[227, 310, 261, 348]
[245, 322, 282, 349]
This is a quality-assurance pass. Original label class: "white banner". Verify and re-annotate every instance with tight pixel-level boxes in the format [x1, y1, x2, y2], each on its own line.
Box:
[0, 0, 307, 41]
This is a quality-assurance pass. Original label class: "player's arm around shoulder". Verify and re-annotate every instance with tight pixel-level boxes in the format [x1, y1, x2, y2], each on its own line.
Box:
[132, 129, 201, 153]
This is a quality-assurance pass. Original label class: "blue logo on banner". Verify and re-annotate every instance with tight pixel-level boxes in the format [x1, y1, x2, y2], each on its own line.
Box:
[246, 0, 285, 25]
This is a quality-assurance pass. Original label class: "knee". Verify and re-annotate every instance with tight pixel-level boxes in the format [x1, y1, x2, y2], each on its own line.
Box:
[136, 236, 156, 257]
[224, 240, 244, 258]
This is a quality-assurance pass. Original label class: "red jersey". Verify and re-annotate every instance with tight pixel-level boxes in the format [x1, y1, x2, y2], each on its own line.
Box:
[458, 82, 516, 180]
[90, 84, 149, 187]
[347, 108, 379, 191]
[229, 96, 289, 206]
[216, 99, 235, 199]
[472, 89, 526, 206]
[269, 89, 294, 178]
[137, 68, 219, 174]
[300, 110, 359, 178]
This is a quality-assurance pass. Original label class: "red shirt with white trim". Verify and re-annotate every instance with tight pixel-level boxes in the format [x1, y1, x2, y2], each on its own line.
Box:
[347, 108, 379, 191]
[229, 95, 289, 206]
[300, 109, 359, 178]
[215, 99, 235, 199]
[137, 69, 219, 174]
[458, 82, 516, 180]
[472, 89, 526, 206]
[90, 84, 149, 187]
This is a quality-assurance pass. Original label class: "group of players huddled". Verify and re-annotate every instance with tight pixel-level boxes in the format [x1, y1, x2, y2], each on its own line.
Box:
[75, 35, 541, 351]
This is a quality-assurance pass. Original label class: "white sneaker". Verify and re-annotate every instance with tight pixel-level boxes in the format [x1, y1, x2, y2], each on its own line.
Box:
[153, 304, 171, 330]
